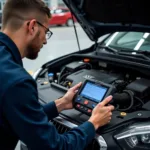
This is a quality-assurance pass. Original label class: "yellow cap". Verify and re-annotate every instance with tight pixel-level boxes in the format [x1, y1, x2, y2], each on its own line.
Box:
[43, 82, 48, 85]
[68, 82, 72, 86]
[120, 112, 127, 116]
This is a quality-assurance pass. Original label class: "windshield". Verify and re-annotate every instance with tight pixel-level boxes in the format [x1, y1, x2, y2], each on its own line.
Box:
[103, 32, 150, 51]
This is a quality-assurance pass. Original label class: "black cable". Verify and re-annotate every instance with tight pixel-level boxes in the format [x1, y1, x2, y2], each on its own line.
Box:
[114, 104, 119, 110]
[58, 67, 66, 84]
[134, 96, 144, 105]
[117, 90, 134, 111]
[86, 63, 92, 69]
[59, 72, 70, 85]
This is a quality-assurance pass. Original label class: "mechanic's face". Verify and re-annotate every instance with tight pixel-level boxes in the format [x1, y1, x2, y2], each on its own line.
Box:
[26, 17, 49, 60]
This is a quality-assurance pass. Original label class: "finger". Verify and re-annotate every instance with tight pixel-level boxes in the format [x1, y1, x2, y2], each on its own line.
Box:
[74, 90, 78, 93]
[108, 105, 115, 111]
[71, 82, 82, 91]
[99, 95, 113, 106]
[104, 106, 114, 113]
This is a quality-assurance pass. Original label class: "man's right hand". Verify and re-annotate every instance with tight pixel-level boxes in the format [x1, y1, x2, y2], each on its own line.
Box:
[88, 95, 114, 130]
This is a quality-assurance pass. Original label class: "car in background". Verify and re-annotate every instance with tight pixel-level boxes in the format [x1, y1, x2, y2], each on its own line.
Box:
[49, 7, 76, 27]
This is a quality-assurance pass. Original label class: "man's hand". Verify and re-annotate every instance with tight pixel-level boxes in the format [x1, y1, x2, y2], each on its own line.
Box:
[88, 96, 114, 130]
[55, 82, 82, 113]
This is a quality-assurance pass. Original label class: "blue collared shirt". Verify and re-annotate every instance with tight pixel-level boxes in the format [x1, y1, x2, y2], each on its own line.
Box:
[0, 32, 95, 150]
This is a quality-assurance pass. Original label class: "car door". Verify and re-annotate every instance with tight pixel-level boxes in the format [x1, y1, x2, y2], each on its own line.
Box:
[49, 9, 63, 25]
[49, 8, 69, 25]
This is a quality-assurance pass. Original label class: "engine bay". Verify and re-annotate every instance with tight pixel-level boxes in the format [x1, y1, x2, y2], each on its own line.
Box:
[33, 54, 150, 149]
[36, 55, 150, 133]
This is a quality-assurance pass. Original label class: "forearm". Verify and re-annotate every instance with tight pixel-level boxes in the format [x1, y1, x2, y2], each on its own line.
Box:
[54, 97, 66, 113]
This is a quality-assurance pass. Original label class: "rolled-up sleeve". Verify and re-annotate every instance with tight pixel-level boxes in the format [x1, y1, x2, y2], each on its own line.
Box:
[2, 78, 95, 150]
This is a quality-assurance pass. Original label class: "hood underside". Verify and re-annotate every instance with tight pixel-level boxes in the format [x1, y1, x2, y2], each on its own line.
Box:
[63, 0, 150, 41]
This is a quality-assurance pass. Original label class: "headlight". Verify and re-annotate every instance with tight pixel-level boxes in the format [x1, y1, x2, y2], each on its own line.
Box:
[114, 122, 150, 150]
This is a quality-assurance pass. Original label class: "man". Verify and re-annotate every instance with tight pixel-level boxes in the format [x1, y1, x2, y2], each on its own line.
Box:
[0, 0, 114, 150]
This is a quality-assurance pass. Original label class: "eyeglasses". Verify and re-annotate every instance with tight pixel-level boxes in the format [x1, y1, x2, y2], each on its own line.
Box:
[36, 21, 53, 40]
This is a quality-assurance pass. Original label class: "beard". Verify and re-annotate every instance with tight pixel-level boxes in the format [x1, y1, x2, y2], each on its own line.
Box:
[26, 31, 41, 60]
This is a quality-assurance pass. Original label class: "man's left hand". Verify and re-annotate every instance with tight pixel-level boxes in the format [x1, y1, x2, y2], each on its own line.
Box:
[55, 82, 82, 112]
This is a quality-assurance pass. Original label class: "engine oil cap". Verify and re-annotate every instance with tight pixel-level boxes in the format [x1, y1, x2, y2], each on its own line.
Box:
[120, 112, 127, 116]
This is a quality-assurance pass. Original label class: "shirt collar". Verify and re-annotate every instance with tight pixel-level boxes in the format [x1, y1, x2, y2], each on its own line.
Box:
[0, 32, 23, 67]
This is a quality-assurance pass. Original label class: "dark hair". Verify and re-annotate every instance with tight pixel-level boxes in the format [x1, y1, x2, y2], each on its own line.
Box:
[2, 0, 51, 30]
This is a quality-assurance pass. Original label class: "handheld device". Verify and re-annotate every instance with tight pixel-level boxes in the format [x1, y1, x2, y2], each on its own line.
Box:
[74, 79, 116, 115]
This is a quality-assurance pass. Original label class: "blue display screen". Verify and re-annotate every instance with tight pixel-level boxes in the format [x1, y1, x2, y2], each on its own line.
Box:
[80, 82, 108, 102]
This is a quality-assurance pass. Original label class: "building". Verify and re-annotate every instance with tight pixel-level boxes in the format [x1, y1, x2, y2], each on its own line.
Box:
[0, 0, 65, 12]
[0, 1, 5, 12]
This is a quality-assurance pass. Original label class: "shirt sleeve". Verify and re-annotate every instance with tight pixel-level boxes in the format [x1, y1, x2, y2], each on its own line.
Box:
[43, 101, 59, 120]
[2, 78, 95, 150]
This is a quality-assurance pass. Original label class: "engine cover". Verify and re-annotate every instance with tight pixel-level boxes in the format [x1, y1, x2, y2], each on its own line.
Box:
[66, 69, 121, 87]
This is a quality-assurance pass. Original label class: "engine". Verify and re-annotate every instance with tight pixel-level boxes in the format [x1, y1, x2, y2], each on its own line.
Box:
[32, 58, 150, 150]
[45, 61, 150, 113]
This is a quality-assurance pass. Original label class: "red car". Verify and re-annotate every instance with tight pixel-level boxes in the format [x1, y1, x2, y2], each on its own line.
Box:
[49, 7, 76, 27]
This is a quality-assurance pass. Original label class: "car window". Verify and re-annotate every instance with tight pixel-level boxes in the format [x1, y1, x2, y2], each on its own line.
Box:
[55, 9, 63, 14]
[103, 32, 150, 51]
[50, 10, 55, 14]
[50, 9, 69, 14]
[62, 9, 70, 13]
[117, 32, 144, 45]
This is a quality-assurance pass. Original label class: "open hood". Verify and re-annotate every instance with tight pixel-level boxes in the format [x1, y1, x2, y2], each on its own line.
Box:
[63, 0, 150, 41]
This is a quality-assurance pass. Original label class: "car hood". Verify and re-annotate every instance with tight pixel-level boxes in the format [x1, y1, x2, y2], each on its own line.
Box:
[63, 0, 150, 41]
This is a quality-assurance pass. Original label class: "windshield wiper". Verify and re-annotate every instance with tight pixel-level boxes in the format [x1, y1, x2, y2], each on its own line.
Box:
[98, 45, 150, 61]
[118, 50, 150, 61]
[98, 45, 118, 54]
